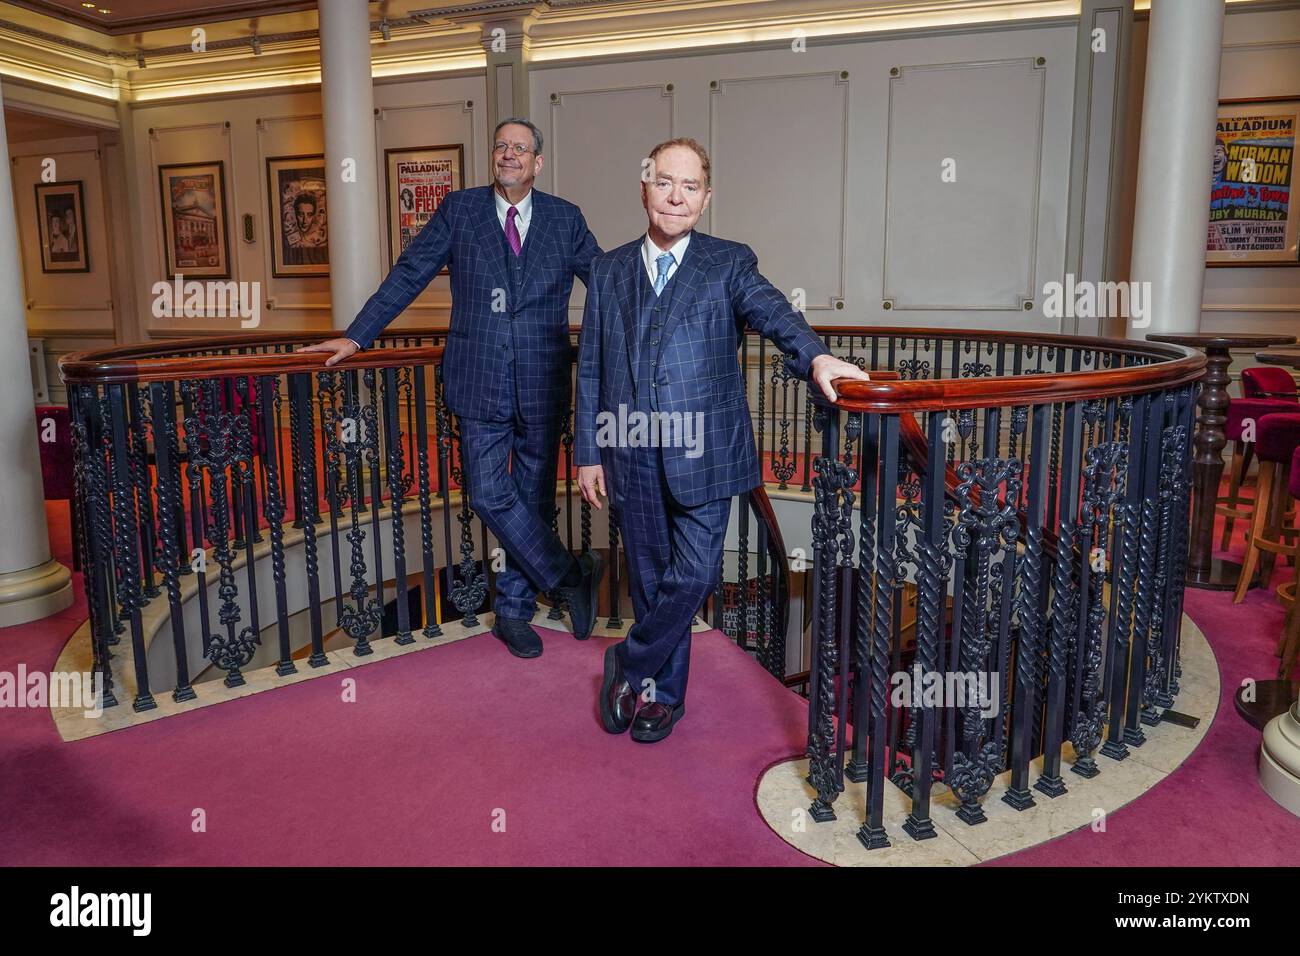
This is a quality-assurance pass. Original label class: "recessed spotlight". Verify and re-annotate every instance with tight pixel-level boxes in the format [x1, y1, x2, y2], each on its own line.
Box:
[98, 7, 111, 13]
[81, 3, 95, 8]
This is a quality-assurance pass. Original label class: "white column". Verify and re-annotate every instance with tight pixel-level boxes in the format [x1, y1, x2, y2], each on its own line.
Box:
[0, 75, 72, 626]
[1261, 702, 1300, 818]
[1127, 0, 1224, 337]
[319, 0, 382, 331]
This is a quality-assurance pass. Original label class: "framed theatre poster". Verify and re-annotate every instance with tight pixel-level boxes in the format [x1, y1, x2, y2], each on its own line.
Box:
[34, 180, 89, 273]
[267, 154, 329, 277]
[158, 161, 231, 278]
[384, 144, 463, 270]
[1206, 96, 1299, 266]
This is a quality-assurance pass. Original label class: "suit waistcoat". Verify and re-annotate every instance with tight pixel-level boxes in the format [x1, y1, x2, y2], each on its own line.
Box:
[495, 210, 534, 382]
[633, 261, 677, 414]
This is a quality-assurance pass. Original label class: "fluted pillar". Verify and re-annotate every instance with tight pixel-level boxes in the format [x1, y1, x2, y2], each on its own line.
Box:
[1127, 0, 1225, 337]
[319, 0, 382, 330]
[0, 74, 72, 626]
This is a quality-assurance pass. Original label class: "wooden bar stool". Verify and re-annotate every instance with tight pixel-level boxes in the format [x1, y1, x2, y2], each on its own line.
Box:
[1235, 412, 1300, 604]
[1220, 367, 1298, 549]
[1277, 444, 1300, 679]
[1219, 396, 1299, 548]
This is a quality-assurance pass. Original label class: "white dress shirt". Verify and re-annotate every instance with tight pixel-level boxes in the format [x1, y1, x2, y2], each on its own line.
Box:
[495, 187, 533, 246]
[642, 231, 691, 289]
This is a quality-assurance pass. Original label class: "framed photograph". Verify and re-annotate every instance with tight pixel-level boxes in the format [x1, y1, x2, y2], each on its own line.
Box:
[34, 181, 89, 273]
[266, 155, 329, 277]
[1206, 96, 1299, 267]
[384, 144, 464, 270]
[158, 161, 231, 278]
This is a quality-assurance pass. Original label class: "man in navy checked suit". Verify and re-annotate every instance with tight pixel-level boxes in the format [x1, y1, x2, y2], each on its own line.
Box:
[301, 118, 606, 659]
[575, 138, 869, 742]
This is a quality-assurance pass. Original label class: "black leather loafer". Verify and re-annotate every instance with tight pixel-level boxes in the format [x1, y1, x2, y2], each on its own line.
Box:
[599, 643, 638, 734]
[560, 550, 605, 641]
[630, 701, 685, 743]
[491, 617, 542, 659]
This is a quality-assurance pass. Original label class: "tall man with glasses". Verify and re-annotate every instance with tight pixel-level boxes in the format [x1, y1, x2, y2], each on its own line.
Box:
[300, 118, 606, 659]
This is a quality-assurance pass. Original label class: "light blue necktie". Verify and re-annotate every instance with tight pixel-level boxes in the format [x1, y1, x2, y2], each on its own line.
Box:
[653, 252, 674, 296]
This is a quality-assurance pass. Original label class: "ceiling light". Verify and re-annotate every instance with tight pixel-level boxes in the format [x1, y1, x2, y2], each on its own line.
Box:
[97, 7, 110, 12]
[81, 3, 95, 8]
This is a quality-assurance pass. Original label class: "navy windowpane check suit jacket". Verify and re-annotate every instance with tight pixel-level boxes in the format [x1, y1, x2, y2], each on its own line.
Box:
[345, 185, 601, 423]
[575, 231, 829, 507]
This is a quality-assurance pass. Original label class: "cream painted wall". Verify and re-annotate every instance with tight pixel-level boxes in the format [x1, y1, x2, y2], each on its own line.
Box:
[8, 133, 115, 401]
[125, 72, 488, 341]
[530, 23, 1079, 330]
[10, 133, 113, 332]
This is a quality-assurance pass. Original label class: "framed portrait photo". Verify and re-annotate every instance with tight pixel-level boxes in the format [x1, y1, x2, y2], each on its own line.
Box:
[34, 180, 89, 273]
[1206, 96, 1299, 267]
[266, 155, 329, 277]
[384, 144, 464, 270]
[158, 160, 231, 278]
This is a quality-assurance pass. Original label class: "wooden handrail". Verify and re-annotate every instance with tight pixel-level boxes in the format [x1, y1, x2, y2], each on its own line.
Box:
[60, 344, 447, 385]
[61, 326, 1203, 410]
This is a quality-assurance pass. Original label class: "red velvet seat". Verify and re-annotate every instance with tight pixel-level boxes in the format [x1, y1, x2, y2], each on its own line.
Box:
[1235, 412, 1300, 604]
[1219, 387, 1300, 547]
[1256, 412, 1300, 464]
[1242, 365, 1300, 400]
[1227, 398, 1298, 441]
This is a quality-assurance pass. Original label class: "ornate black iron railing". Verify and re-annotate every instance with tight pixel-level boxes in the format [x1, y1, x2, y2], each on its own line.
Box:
[61, 329, 804, 710]
[799, 331, 1204, 848]
[60, 326, 1204, 856]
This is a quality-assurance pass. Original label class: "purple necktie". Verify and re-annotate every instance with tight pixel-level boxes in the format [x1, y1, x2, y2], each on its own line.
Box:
[505, 206, 522, 257]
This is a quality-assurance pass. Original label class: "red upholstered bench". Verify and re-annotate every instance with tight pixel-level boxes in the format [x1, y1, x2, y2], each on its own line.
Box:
[35, 405, 73, 499]
[35, 404, 78, 569]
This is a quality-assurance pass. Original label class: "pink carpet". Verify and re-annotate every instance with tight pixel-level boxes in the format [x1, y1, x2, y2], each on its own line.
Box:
[1, 498, 1298, 866]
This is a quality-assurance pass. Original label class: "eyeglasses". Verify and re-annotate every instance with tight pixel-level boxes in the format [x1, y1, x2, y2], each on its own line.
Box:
[493, 142, 534, 157]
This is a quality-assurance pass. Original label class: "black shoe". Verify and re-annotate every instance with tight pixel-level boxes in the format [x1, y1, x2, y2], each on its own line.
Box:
[599, 643, 638, 734]
[559, 551, 605, 642]
[630, 701, 685, 743]
[491, 617, 542, 659]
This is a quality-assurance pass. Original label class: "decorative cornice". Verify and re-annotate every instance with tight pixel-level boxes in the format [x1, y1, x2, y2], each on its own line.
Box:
[0, 0, 1285, 106]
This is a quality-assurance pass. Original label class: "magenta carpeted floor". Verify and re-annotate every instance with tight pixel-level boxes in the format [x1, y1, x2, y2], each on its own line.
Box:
[1, 499, 1298, 866]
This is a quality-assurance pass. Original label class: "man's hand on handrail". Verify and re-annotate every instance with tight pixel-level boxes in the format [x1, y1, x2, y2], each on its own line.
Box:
[810, 353, 871, 402]
[296, 337, 360, 367]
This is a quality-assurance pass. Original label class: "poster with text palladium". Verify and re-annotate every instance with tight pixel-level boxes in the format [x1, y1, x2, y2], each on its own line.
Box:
[1207, 103, 1299, 265]
[396, 159, 454, 256]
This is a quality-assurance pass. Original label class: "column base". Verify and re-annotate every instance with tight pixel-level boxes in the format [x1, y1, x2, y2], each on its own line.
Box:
[1260, 703, 1300, 818]
[0, 558, 72, 628]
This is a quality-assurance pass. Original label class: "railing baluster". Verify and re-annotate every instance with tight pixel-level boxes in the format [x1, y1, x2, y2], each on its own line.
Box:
[149, 380, 196, 701]
[414, 366, 443, 639]
[1004, 402, 1050, 810]
[383, 366, 414, 645]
